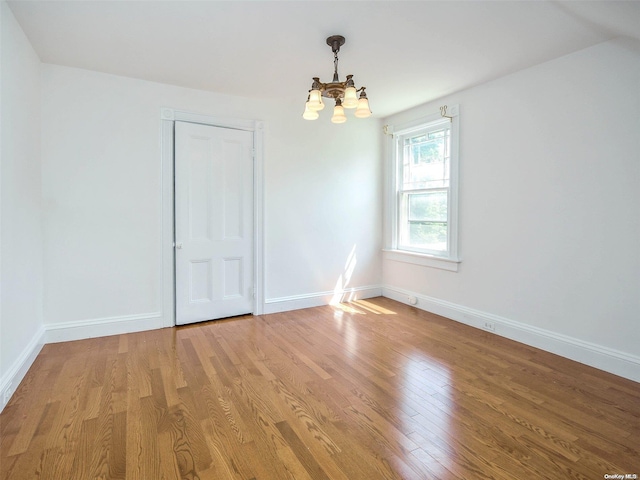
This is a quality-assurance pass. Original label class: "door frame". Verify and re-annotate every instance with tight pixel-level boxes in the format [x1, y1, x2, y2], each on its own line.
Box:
[160, 108, 264, 327]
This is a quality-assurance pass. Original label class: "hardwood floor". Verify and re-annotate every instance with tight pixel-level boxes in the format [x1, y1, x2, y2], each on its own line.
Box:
[1, 297, 638, 479]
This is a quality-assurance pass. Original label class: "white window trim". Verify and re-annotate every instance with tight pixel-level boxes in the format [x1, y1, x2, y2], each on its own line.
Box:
[385, 105, 460, 272]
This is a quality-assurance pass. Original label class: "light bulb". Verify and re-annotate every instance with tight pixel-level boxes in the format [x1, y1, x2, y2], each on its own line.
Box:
[307, 89, 325, 111]
[303, 102, 319, 120]
[343, 86, 358, 109]
[354, 96, 371, 118]
[331, 100, 347, 124]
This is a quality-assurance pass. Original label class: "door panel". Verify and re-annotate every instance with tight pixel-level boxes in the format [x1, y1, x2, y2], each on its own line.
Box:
[175, 121, 253, 325]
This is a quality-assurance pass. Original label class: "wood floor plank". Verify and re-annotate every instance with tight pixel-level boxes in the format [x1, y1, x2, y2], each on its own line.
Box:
[275, 421, 331, 480]
[2, 296, 639, 479]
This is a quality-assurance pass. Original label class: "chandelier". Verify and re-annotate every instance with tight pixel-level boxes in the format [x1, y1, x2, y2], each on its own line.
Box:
[303, 35, 372, 123]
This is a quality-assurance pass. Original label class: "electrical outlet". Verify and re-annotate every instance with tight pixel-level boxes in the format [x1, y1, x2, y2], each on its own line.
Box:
[407, 296, 418, 305]
[482, 321, 496, 332]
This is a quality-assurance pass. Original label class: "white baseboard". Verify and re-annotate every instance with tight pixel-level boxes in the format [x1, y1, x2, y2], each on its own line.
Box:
[0, 326, 46, 412]
[383, 285, 640, 383]
[44, 311, 165, 344]
[0, 312, 165, 413]
[263, 285, 382, 315]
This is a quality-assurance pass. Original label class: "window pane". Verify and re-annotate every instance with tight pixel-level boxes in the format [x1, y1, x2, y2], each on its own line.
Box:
[408, 191, 447, 222]
[401, 191, 448, 252]
[408, 222, 447, 252]
[402, 126, 450, 190]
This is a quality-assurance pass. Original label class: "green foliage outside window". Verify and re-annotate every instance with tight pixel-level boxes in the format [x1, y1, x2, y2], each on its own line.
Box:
[407, 191, 447, 249]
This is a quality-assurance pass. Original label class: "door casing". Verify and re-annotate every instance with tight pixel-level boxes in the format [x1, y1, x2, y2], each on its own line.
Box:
[160, 108, 264, 327]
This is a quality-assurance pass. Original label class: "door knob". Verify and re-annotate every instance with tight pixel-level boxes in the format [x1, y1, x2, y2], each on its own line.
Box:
[176, 242, 183, 249]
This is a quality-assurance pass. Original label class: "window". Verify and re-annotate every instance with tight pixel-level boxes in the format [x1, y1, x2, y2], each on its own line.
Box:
[386, 107, 459, 270]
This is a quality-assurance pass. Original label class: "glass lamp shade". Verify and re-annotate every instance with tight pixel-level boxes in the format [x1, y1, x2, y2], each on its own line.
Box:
[342, 86, 358, 109]
[303, 102, 319, 120]
[354, 97, 372, 118]
[307, 89, 325, 111]
[331, 103, 347, 124]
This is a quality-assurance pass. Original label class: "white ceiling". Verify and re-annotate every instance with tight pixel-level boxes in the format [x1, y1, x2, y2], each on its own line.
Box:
[8, 0, 640, 117]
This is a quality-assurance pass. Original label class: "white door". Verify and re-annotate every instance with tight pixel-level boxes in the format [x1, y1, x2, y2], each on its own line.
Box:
[175, 121, 254, 325]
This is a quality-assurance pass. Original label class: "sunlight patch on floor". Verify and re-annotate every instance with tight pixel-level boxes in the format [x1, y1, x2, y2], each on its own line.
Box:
[331, 299, 397, 315]
[351, 299, 397, 315]
[332, 302, 367, 314]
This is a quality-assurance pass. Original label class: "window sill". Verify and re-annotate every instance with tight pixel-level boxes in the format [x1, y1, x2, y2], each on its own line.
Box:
[382, 249, 460, 272]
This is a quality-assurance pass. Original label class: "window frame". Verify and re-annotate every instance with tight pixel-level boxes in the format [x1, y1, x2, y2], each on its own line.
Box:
[385, 106, 460, 271]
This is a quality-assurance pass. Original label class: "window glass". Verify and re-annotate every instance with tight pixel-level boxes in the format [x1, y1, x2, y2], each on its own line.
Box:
[394, 117, 456, 258]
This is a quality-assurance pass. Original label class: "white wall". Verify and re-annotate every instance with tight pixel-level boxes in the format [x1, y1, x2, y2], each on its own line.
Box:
[265, 97, 382, 308]
[0, 1, 44, 408]
[40, 65, 382, 332]
[382, 39, 640, 380]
